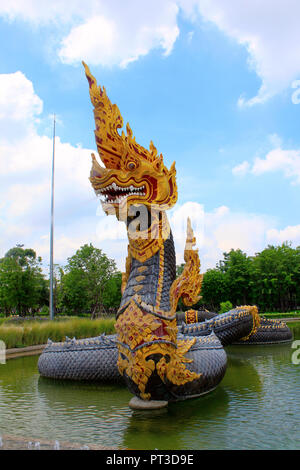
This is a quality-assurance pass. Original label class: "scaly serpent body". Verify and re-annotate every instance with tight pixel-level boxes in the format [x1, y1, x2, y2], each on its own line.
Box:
[178, 310, 292, 345]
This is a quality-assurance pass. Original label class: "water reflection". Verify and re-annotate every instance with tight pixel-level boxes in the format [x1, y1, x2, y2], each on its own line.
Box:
[123, 387, 230, 450]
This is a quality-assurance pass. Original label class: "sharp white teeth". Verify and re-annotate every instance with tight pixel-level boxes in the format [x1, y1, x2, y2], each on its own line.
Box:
[99, 183, 146, 200]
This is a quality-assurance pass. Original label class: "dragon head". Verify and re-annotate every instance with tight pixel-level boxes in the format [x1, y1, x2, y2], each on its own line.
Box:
[83, 62, 178, 219]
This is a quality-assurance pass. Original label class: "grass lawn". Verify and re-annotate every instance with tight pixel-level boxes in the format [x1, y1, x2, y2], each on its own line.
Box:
[260, 311, 300, 319]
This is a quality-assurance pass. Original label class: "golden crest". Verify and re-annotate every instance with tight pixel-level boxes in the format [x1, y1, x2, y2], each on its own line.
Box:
[170, 217, 203, 312]
[83, 62, 178, 212]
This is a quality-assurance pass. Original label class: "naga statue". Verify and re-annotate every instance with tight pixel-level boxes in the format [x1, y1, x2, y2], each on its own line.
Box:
[38, 64, 292, 407]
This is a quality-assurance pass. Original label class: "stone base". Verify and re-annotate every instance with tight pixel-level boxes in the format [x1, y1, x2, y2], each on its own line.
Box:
[129, 397, 168, 410]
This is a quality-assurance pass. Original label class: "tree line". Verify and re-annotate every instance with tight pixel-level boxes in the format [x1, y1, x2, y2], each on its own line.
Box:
[199, 243, 300, 313]
[0, 244, 122, 317]
[1, 242, 299, 317]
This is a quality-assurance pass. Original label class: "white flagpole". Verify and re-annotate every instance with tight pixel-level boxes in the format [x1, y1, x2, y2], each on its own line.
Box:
[50, 114, 56, 321]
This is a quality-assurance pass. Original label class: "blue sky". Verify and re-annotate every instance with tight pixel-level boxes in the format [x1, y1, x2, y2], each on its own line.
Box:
[0, 0, 300, 272]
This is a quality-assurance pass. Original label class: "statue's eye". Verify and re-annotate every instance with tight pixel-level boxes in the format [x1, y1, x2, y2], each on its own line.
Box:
[128, 161, 137, 170]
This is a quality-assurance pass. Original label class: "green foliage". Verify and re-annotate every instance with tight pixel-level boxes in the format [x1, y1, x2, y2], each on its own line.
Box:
[201, 243, 300, 313]
[0, 243, 122, 318]
[40, 305, 50, 316]
[57, 244, 121, 317]
[176, 264, 185, 277]
[219, 301, 233, 314]
[261, 311, 300, 318]
[249, 243, 300, 312]
[201, 268, 228, 311]
[0, 246, 48, 316]
[102, 272, 122, 310]
[217, 249, 252, 305]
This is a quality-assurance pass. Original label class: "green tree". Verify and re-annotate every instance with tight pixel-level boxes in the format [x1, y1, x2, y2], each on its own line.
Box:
[0, 257, 22, 315]
[218, 249, 252, 306]
[0, 246, 48, 316]
[201, 243, 300, 313]
[250, 243, 300, 312]
[176, 264, 185, 277]
[201, 268, 228, 311]
[102, 272, 122, 313]
[58, 244, 119, 317]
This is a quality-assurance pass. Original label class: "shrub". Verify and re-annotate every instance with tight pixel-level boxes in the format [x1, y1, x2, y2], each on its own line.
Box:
[39, 305, 49, 316]
[219, 301, 233, 314]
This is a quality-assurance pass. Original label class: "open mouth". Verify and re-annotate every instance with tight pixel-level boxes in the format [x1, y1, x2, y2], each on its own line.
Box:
[96, 182, 146, 204]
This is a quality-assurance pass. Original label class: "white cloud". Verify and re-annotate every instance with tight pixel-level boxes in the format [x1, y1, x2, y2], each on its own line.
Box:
[0, 1, 179, 68]
[268, 133, 283, 149]
[5, 182, 49, 218]
[232, 160, 250, 177]
[0, 71, 43, 143]
[167, 202, 278, 271]
[58, 2, 179, 67]
[252, 149, 300, 184]
[0, 71, 99, 268]
[232, 144, 300, 185]
[0, 0, 94, 24]
[171, 202, 299, 271]
[170, 201, 205, 243]
[267, 225, 300, 246]
[200, 205, 275, 270]
[1, 1, 300, 101]
[0, 71, 42, 122]
[58, 15, 117, 67]
[178, 0, 300, 105]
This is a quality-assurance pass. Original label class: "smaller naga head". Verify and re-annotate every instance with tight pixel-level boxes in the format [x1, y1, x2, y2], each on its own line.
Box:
[83, 62, 178, 220]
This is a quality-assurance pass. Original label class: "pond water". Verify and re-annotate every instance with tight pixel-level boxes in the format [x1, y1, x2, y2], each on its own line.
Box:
[0, 323, 299, 450]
